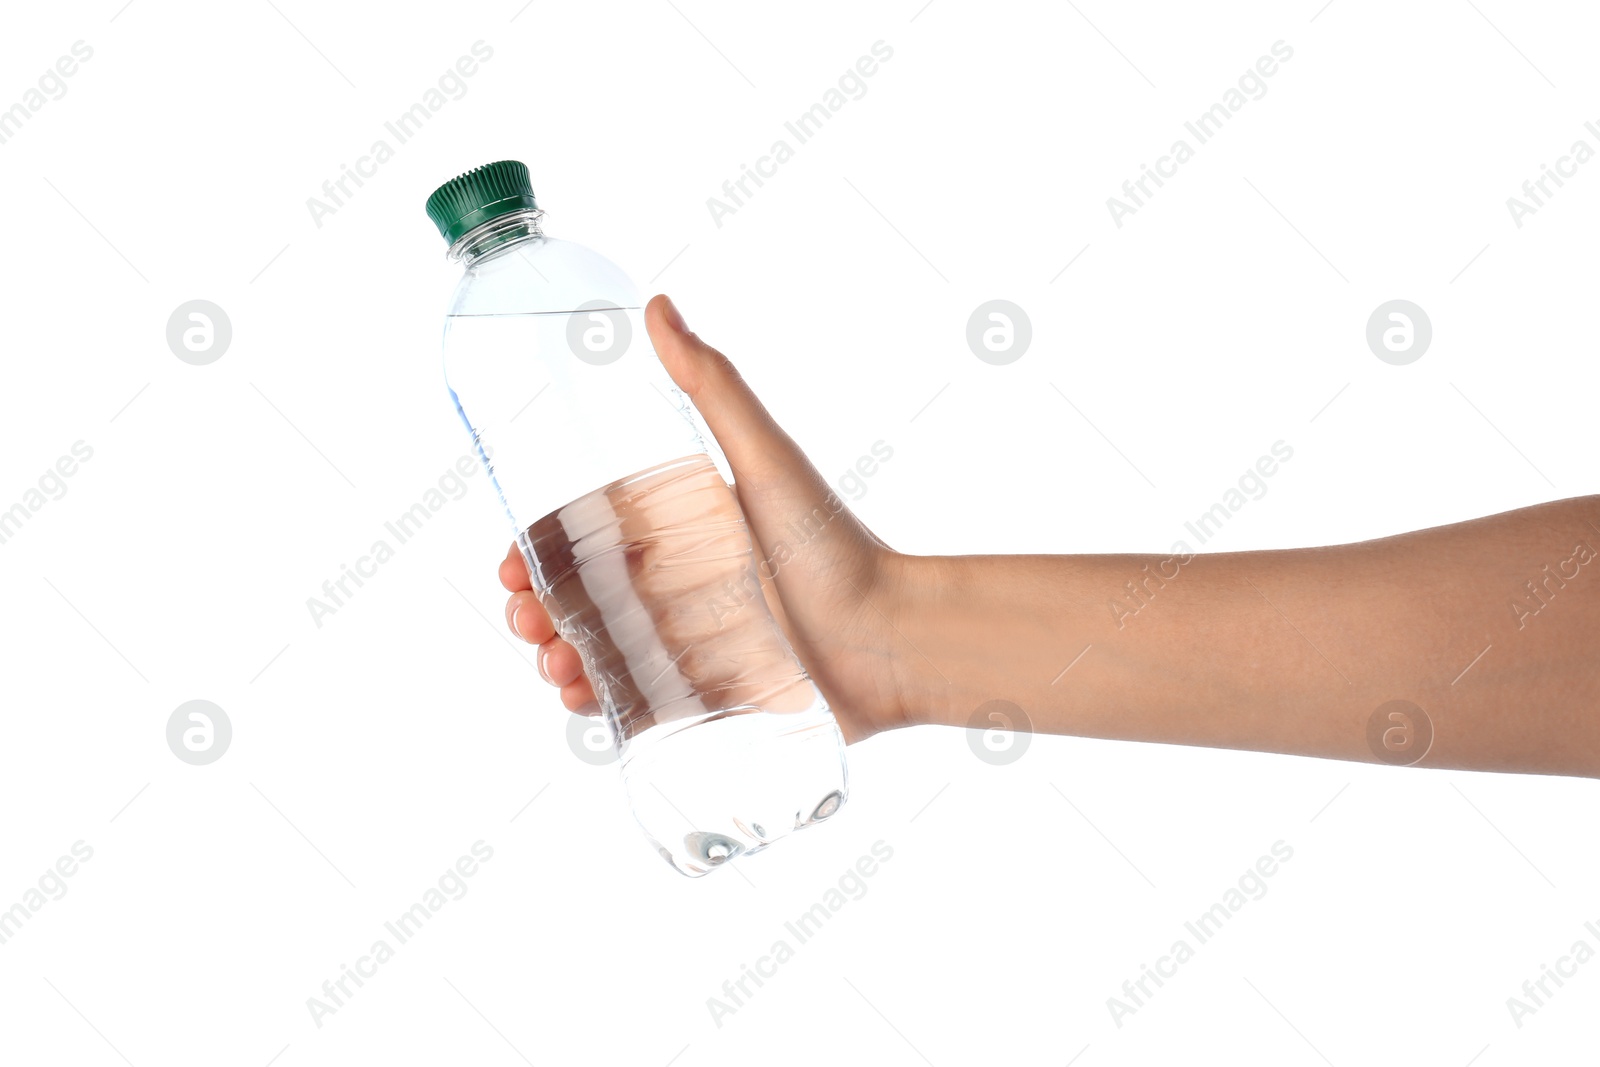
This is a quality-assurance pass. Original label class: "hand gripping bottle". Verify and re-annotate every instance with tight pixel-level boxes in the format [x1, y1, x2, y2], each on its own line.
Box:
[426, 161, 848, 875]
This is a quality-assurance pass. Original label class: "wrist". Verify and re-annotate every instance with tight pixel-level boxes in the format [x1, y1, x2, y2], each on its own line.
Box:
[882, 552, 963, 731]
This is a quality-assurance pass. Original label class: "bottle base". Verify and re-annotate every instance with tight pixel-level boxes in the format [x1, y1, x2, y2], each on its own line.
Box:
[618, 694, 849, 877]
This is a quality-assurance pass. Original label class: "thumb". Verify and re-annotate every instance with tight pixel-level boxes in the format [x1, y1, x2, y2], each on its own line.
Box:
[645, 293, 819, 494]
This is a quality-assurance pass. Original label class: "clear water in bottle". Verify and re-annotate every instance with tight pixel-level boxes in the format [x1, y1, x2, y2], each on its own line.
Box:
[426, 161, 848, 876]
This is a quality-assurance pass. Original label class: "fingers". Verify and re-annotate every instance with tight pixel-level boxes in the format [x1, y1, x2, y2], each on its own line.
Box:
[644, 294, 819, 490]
[543, 641, 597, 710]
[499, 541, 531, 591]
[538, 639, 583, 687]
[536, 640, 594, 709]
[502, 541, 597, 710]
[504, 589, 553, 644]
[506, 591, 597, 708]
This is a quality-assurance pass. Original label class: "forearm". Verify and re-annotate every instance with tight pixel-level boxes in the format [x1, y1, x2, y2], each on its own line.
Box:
[892, 496, 1600, 777]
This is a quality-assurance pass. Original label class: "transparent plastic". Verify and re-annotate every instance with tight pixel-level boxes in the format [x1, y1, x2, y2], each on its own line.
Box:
[440, 209, 848, 876]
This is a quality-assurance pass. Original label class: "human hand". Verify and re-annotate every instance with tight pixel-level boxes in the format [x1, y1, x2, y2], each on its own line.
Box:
[499, 294, 920, 745]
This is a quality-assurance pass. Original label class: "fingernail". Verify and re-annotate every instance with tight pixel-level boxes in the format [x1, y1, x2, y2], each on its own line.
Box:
[662, 295, 688, 334]
[511, 604, 525, 641]
[537, 644, 552, 684]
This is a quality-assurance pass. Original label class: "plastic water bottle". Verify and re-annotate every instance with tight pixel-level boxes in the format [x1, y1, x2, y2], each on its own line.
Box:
[426, 161, 848, 876]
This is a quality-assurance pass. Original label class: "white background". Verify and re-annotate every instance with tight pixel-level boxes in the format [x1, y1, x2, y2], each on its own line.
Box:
[2, 1, 1597, 1064]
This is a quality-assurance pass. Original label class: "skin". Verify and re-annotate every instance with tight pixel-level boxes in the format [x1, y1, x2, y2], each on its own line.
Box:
[501, 294, 1600, 778]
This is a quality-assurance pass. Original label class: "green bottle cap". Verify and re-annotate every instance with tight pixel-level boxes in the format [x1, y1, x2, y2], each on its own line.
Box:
[425, 160, 539, 245]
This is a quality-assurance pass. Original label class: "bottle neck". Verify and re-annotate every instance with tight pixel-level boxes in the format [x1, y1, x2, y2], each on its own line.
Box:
[450, 208, 545, 264]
